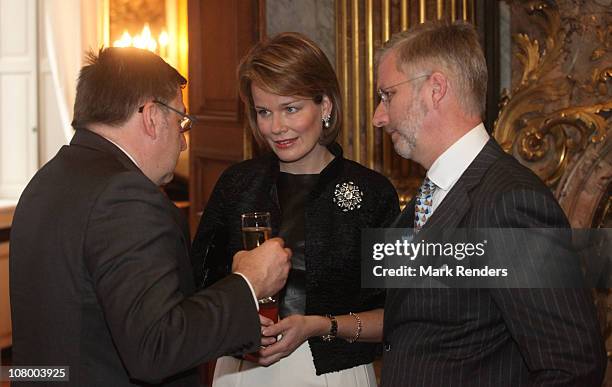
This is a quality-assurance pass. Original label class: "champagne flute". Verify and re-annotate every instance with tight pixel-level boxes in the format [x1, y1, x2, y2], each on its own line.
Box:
[241, 212, 272, 250]
[241, 212, 278, 322]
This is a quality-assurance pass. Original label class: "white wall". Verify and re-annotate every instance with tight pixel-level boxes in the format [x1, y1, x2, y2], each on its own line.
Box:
[40, 0, 100, 165]
[0, 0, 38, 200]
[38, 24, 67, 165]
[0, 0, 102, 201]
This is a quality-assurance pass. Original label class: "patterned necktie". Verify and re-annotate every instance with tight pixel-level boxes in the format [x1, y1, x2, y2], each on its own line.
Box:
[414, 177, 437, 232]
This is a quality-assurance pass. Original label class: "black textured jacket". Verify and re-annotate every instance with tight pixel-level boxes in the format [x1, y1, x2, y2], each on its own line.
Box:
[191, 143, 399, 375]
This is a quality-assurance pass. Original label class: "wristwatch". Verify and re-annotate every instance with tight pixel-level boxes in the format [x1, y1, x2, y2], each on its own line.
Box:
[321, 315, 338, 342]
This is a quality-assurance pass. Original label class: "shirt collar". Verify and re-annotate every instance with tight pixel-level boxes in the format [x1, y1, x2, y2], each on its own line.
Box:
[427, 123, 489, 191]
[103, 136, 140, 168]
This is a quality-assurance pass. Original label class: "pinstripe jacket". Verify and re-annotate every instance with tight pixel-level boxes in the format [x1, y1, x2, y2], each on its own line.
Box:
[381, 139, 606, 386]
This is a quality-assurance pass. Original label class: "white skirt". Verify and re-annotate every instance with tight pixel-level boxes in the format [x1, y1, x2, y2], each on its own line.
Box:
[212, 341, 377, 387]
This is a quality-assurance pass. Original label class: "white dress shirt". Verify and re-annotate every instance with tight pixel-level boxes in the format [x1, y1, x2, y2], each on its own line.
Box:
[105, 137, 140, 168]
[426, 123, 490, 214]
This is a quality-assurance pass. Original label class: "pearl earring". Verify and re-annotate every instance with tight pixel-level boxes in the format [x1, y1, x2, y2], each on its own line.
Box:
[322, 114, 331, 128]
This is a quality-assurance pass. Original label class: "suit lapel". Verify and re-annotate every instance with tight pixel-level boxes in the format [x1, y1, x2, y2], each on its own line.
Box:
[420, 139, 505, 231]
[385, 140, 507, 333]
[423, 183, 470, 230]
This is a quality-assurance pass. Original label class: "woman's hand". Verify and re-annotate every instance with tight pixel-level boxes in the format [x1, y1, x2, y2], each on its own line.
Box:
[243, 314, 278, 363]
[259, 314, 277, 347]
[256, 314, 328, 366]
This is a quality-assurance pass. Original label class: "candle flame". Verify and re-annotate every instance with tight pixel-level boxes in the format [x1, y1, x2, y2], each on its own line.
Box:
[112, 24, 169, 58]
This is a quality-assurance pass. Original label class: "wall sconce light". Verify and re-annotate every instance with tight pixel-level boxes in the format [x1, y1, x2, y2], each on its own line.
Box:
[102, 0, 188, 80]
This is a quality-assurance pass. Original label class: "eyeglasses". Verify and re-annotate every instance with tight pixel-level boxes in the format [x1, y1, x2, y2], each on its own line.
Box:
[377, 74, 430, 107]
[138, 100, 196, 133]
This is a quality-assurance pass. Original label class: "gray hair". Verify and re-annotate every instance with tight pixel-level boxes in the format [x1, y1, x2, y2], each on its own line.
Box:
[376, 21, 487, 117]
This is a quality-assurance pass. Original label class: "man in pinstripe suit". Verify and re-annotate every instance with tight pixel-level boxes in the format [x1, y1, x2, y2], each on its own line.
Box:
[372, 21, 606, 386]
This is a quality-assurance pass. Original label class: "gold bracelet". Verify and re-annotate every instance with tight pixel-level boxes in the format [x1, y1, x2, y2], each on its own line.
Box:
[347, 312, 362, 343]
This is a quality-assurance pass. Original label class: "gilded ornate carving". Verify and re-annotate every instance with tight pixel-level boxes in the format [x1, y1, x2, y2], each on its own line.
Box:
[498, 0, 612, 364]
[493, 0, 611, 188]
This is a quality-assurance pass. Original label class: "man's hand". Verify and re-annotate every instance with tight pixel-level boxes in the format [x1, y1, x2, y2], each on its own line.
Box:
[232, 238, 291, 299]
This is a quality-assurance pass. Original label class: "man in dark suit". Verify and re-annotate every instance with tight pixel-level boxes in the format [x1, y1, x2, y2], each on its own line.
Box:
[9, 47, 291, 386]
[372, 21, 606, 386]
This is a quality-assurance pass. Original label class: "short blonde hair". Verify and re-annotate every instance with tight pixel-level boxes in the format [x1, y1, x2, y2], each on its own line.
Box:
[377, 21, 487, 117]
[238, 32, 342, 148]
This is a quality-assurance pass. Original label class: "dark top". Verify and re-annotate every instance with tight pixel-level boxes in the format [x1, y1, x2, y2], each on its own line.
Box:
[9, 129, 260, 387]
[277, 172, 318, 317]
[191, 143, 400, 375]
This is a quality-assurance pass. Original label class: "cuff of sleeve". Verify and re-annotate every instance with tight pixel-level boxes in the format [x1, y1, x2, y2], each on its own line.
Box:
[234, 272, 259, 311]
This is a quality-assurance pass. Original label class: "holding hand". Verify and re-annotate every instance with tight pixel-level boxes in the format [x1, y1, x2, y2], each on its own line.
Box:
[255, 309, 383, 366]
[257, 315, 329, 366]
[259, 314, 277, 347]
[243, 314, 278, 363]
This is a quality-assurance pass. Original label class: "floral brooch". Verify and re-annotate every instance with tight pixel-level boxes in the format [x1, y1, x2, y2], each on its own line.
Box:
[333, 181, 363, 212]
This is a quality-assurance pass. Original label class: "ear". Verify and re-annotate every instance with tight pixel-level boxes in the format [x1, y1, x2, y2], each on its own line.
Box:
[321, 95, 333, 118]
[140, 102, 159, 140]
[429, 72, 448, 110]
